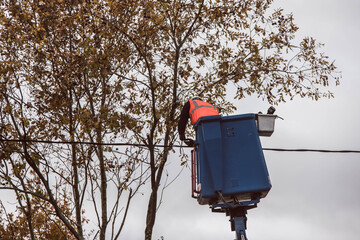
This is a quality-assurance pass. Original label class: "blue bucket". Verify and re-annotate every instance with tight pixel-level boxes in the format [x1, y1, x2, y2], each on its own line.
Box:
[194, 114, 271, 205]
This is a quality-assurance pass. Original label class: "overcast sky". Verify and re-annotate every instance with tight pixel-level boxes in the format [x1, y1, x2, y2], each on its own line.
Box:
[120, 0, 360, 239]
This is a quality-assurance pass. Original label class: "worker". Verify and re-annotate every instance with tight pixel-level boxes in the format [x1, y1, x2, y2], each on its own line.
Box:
[178, 97, 219, 142]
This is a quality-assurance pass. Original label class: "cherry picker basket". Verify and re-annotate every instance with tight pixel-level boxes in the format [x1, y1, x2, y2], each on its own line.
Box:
[191, 114, 272, 205]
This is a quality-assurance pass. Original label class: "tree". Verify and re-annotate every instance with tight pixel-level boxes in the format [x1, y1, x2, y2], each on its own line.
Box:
[111, 0, 339, 239]
[0, 196, 77, 240]
[0, 0, 147, 239]
[1, 0, 340, 240]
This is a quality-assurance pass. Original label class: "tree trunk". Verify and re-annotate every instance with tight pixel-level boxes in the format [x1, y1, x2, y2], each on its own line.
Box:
[145, 190, 158, 240]
[71, 142, 84, 240]
[69, 90, 84, 240]
[98, 131, 108, 240]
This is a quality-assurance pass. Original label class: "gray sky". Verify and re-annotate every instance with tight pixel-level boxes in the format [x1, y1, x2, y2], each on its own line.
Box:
[120, 0, 360, 239]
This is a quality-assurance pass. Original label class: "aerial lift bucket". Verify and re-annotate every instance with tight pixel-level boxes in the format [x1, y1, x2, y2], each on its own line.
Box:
[190, 113, 277, 240]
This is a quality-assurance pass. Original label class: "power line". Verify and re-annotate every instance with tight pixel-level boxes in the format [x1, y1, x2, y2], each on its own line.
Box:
[262, 148, 360, 153]
[0, 138, 151, 147]
[0, 138, 177, 148]
[1, 138, 360, 153]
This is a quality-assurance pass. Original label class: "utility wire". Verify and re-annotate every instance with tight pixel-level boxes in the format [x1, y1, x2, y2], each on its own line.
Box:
[1, 138, 360, 153]
[0, 138, 175, 148]
[262, 148, 360, 153]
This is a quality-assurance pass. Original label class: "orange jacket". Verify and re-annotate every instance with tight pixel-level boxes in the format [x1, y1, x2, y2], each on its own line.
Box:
[189, 99, 219, 125]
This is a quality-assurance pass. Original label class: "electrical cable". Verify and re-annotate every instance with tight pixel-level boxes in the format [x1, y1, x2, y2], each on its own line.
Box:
[262, 148, 360, 153]
[1, 138, 360, 153]
[0, 138, 179, 148]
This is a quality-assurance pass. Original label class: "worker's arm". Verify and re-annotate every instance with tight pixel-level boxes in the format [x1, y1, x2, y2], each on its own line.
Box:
[177, 101, 190, 140]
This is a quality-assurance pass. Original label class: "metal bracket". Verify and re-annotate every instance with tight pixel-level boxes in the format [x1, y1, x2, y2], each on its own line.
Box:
[211, 196, 260, 240]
